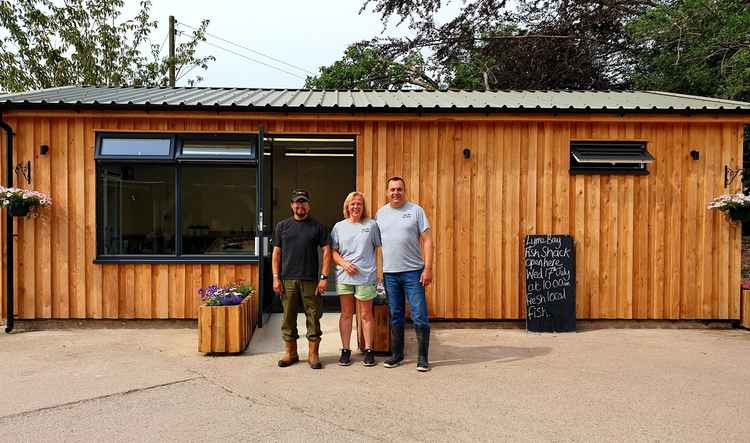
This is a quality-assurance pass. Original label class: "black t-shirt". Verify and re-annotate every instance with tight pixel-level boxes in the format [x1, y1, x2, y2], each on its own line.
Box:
[273, 217, 330, 281]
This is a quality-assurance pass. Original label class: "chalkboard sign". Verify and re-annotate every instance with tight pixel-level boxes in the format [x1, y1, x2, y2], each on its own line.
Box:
[524, 235, 576, 332]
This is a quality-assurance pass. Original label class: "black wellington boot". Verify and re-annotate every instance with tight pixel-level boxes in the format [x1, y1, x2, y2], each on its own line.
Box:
[383, 324, 404, 368]
[416, 325, 430, 372]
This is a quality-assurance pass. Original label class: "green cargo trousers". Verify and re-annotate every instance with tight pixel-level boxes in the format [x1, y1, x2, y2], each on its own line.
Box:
[281, 279, 322, 342]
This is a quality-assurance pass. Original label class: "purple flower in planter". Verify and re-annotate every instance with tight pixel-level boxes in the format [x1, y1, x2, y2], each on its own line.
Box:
[199, 282, 255, 306]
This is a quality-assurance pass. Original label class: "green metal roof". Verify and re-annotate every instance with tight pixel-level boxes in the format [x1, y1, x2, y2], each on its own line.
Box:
[1, 86, 749, 114]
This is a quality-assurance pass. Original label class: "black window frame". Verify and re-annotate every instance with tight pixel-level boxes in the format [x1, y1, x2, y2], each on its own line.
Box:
[95, 132, 175, 161]
[177, 133, 257, 163]
[570, 140, 654, 175]
[95, 132, 260, 264]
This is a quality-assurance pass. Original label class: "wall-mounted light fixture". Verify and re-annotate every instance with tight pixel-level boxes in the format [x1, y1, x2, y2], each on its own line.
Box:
[40, 144, 49, 155]
[463, 148, 471, 159]
[690, 150, 699, 160]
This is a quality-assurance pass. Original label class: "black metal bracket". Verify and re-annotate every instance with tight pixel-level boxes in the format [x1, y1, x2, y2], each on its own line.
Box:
[725, 165, 744, 188]
[14, 160, 30, 185]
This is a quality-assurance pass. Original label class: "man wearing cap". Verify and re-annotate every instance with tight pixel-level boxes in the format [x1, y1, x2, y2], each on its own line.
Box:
[272, 189, 331, 369]
[376, 176, 434, 372]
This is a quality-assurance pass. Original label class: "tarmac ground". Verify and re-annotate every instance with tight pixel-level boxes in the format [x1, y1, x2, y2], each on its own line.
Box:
[1, 314, 749, 442]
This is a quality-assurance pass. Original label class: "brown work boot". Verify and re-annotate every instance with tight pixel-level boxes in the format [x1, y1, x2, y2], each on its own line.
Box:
[308, 340, 322, 369]
[277, 340, 299, 367]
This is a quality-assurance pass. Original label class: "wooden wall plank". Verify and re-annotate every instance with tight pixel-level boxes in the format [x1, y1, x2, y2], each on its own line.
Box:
[102, 264, 119, 318]
[622, 126, 636, 319]
[152, 264, 169, 319]
[435, 123, 454, 318]
[134, 264, 152, 319]
[502, 124, 513, 317]
[510, 123, 522, 318]
[472, 123, 487, 318]
[35, 118, 52, 318]
[84, 118, 102, 319]
[524, 123, 539, 317]
[718, 124, 732, 319]
[422, 123, 438, 315]
[119, 264, 135, 319]
[169, 264, 186, 319]
[187, 264, 203, 318]
[51, 118, 70, 318]
[572, 124, 587, 317]
[69, 118, 86, 318]
[18, 118, 35, 319]
[695, 125, 708, 318]
[455, 124, 471, 318]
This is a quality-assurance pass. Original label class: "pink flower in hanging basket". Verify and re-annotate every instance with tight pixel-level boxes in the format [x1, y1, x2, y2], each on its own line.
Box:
[0, 186, 52, 218]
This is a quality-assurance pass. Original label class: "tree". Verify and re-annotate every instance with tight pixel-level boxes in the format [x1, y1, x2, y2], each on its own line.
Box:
[305, 43, 433, 89]
[0, 0, 214, 92]
[310, 0, 655, 90]
[628, 0, 750, 101]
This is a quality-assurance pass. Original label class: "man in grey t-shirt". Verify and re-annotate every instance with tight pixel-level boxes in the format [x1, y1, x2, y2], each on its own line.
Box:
[376, 176, 434, 372]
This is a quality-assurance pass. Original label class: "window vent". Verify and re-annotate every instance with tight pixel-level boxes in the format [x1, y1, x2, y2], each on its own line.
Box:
[570, 141, 654, 175]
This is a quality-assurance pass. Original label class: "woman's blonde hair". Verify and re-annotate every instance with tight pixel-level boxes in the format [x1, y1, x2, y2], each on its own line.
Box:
[342, 191, 369, 220]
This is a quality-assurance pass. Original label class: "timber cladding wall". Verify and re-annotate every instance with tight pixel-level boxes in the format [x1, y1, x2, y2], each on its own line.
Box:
[0, 112, 743, 321]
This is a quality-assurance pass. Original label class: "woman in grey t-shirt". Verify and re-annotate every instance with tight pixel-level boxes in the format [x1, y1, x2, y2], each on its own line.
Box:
[330, 191, 382, 367]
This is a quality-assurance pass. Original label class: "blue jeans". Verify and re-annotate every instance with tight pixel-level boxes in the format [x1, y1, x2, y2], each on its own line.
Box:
[384, 270, 430, 329]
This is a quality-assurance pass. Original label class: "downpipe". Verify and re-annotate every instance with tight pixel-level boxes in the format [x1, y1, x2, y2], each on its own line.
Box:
[0, 115, 13, 333]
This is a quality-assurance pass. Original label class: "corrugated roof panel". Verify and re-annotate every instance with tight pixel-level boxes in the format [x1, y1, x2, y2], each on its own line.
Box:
[361, 90, 386, 108]
[205, 88, 244, 106]
[1, 86, 749, 113]
[283, 89, 308, 107]
[229, 89, 263, 106]
[85, 87, 145, 104]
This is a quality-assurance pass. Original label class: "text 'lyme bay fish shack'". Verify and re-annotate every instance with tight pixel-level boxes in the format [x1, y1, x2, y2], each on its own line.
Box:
[0, 86, 749, 329]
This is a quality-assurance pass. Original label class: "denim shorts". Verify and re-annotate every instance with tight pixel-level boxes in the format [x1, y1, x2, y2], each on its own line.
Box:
[336, 283, 377, 301]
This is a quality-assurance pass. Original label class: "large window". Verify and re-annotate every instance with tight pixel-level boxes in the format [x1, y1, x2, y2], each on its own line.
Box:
[181, 166, 256, 255]
[99, 164, 175, 255]
[96, 133, 258, 262]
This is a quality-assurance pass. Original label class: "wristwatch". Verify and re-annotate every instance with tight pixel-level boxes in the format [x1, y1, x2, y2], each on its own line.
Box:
[319, 274, 328, 280]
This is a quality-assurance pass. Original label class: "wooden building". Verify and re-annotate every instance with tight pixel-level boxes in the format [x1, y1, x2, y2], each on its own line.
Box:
[0, 86, 748, 327]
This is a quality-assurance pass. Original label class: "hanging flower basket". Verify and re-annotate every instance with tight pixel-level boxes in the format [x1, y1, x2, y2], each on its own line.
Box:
[708, 192, 750, 223]
[0, 186, 52, 218]
[727, 206, 750, 222]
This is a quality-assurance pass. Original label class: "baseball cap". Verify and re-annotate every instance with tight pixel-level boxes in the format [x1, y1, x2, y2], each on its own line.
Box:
[290, 189, 310, 202]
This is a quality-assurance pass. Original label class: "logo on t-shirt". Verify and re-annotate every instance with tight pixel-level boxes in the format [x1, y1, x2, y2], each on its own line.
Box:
[402, 213, 412, 220]
[361, 227, 371, 233]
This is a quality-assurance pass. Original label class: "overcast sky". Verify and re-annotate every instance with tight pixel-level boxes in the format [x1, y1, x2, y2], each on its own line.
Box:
[124, 0, 461, 89]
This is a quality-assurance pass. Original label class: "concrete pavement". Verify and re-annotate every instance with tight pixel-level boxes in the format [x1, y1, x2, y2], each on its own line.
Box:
[1, 315, 749, 442]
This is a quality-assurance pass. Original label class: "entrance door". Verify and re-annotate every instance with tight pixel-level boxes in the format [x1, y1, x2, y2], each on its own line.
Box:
[260, 134, 356, 314]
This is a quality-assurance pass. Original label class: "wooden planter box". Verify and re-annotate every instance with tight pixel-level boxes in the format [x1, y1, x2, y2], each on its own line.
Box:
[742, 289, 750, 330]
[356, 303, 391, 354]
[198, 295, 257, 354]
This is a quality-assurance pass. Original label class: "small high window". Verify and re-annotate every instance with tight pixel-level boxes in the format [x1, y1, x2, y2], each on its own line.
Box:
[570, 141, 654, 175]
[96, 134, 174, 160]
[178, 138, 256, 161]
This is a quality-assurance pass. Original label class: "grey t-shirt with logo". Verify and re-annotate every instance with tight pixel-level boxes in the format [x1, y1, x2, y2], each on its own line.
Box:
[376, 202, 431, 273]
[330, 218, 382, 285]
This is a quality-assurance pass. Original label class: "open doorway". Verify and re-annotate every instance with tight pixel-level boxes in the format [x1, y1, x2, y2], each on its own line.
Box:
[263, 135, 356, 314]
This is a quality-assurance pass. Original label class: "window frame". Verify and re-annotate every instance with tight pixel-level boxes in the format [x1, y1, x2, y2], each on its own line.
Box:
[95, 132, 175, 161]
[569, 140, 654, 175]
[176, 133, 257, 163]
[94, 132, 260, 264]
